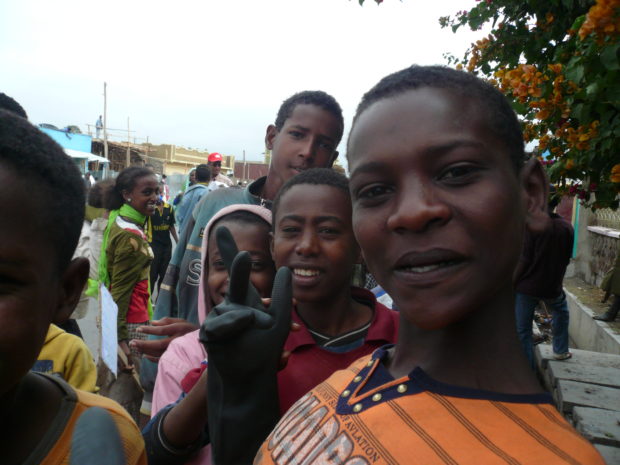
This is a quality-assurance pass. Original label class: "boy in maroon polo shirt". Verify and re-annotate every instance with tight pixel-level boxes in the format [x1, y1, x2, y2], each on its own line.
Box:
[146, 169, 398, 465]
[270, 168, 399, 414]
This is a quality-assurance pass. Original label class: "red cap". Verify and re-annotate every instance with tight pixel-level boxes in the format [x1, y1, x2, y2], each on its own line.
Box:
[208, 152, 223, 162]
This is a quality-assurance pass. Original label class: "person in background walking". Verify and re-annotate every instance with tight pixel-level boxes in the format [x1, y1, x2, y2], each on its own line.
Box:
[207, 152, 233, 188]
[149, 190, 178, 296]
[515, 189, 574, 366]
[98, 166, 158, 422]
[175, 164, 211, 235]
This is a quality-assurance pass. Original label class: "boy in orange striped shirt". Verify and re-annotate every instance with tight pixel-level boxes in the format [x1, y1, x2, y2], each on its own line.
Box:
[254, 66, 604, 464]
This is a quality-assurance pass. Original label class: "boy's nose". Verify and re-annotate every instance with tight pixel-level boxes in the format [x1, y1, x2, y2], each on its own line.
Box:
[298, 139, 316, 161]
[295, 232, 319, 256]
[386, 183, 451, 234]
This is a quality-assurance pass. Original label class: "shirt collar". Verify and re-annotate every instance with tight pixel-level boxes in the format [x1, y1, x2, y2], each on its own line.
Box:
[284, 287, 397, 352]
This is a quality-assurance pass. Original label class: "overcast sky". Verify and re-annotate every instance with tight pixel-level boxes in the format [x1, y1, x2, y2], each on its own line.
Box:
[1, 0, 481, 162]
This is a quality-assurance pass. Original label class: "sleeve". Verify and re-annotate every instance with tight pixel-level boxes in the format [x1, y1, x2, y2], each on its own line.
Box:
[108, 408, 149, 465]
[152, 342, 192, 416]
[142, 401, 208, 465]
[88, 218, 107, 280]
[109, 233, 147, 341]
[64, 337, 98, 392]
[175, 192, 191, 229]
[169, 207, 176, 226]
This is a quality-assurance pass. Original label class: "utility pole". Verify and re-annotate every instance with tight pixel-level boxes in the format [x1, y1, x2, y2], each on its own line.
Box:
[126, 117, 131, 168]
[243, 149, 247, 182]
[103, 82, 109, 160]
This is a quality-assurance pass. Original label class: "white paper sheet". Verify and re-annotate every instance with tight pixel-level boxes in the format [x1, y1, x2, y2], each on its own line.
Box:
[99, 284, 118, 376]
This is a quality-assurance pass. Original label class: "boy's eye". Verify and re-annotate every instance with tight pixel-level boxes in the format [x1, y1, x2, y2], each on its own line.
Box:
[356, 184, 392, 200]
[318, 141, 334, 151]
[250, 260, 269, 271]
[280, 226, 300, 234]
[318, 227, 339, 235]
[439, 164, 482, 183]
[289, 131, 304, 139]
[211, 259, 226, 271]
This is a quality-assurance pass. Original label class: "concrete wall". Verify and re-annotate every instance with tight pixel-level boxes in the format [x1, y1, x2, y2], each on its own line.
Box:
[565, 287, 620, 355]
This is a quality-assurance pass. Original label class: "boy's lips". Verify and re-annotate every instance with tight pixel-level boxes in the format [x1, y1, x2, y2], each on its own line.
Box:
[291, 266, 323, 286]
[392, 249, 468, 284]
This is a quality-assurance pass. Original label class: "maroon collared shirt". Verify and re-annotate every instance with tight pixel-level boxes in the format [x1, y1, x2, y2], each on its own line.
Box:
[277, 287, 399, 414]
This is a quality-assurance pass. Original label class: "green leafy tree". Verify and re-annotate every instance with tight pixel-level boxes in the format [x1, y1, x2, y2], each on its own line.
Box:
[360, 0, 620, 209]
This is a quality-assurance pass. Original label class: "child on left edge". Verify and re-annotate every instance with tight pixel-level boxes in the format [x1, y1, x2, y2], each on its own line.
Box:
[32, 323, 98, 393]
[0, 109, 146, 465]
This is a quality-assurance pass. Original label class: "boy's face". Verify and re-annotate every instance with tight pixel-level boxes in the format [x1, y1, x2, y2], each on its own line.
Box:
[0, 166, 82, 396]
[348, 87, 528, 330]
[272, 184, 358, 303]
[265, 104, 341, 185]
[206, 221, 275, 307]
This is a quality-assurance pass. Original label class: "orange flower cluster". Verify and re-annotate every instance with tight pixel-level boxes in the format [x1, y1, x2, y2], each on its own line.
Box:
[496, 64, 575, 121]
[578, 0, 620, 41]
[611, 163, 620, 183]
[466, 36, 492, 72]
[495, 65, 546, 102]
[554, 121, 600, 151]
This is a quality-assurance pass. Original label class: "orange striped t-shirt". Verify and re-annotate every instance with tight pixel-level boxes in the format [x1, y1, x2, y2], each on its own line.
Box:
[255, 349, 604, 465]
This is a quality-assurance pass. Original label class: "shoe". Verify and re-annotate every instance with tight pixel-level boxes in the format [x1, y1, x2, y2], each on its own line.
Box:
[553, 352, 572, 360]
[593, 310, 618, 322]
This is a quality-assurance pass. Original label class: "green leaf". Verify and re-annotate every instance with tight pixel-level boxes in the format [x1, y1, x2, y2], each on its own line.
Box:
[601, 43, 620, 71]
[586, 82, 600, 96]
[510, 100, 527, 114]
[571, 103, 584, 120]
[565, 64, 584, 83]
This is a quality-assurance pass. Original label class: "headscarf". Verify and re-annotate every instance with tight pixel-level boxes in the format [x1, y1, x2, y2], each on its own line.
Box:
[197, 204, 273, 324]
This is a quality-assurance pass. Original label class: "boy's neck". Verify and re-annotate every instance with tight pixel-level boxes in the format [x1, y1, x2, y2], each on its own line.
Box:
[0, 373, 63, 465]
[296, 287, 372, 337]
[260, 174, 284, 202]
[388, 287, 543, 395]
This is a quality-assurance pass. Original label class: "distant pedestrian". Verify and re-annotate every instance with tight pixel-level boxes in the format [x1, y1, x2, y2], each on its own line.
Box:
[148, 193, 177, 295]
[96, 115, 103, 138]
[514, 191, 574, 366]
[207, 152, 233, 188]
[175, 164, 211, 235]
[85, 172, 95, 187]
[160, 174, 170, 203]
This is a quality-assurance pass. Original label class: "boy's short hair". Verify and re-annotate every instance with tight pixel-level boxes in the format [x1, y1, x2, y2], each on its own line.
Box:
[195, 164, 211, 182]
[104, 166, 154, 211]
[271, 168, 350, 225]
[0, 110, 84, 269]
[349, 65, 525, 172]
[275, 91, 345, 143]
[0, 93, 28, 119]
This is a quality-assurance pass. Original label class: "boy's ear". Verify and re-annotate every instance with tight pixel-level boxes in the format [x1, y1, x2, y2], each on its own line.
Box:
[52, 257, 90, 325]
[265, 124, 278, 151]
[521, 158, 550, 234]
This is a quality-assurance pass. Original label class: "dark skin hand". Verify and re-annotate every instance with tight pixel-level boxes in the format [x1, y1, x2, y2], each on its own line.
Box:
[129, 318, 199, 362]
